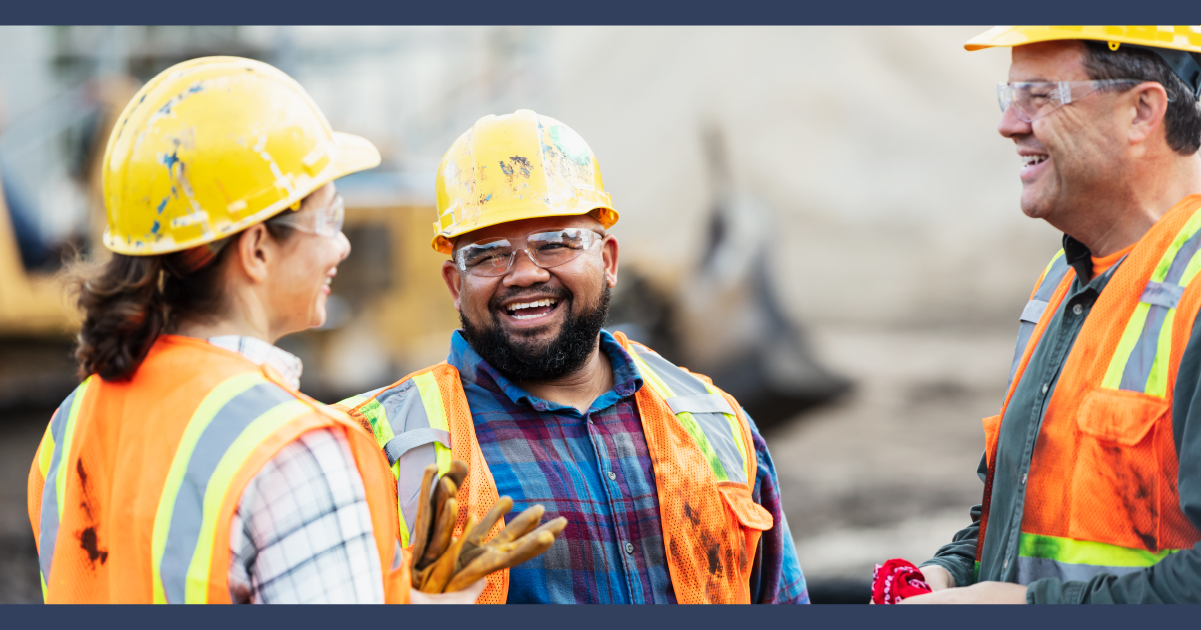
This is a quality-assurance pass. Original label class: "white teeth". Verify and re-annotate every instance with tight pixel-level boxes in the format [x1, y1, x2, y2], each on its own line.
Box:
[1022, 155, 1048, 166]
[506, 298, 558, 316]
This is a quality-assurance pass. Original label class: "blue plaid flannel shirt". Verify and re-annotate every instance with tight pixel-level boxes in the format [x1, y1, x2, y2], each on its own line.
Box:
[449, 330, 809, 604]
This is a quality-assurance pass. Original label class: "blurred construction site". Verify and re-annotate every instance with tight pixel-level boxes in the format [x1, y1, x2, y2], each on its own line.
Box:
[0, 26, 1063, 603]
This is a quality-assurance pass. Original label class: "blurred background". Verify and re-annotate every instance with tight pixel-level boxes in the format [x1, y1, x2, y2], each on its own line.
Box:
[0, 25, 1062, 603]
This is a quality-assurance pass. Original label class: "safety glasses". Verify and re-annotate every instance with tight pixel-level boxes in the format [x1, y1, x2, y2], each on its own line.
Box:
[997, 79, 1144, 123]
[456, 227, 604, 277]
[271, 195, 345, 237]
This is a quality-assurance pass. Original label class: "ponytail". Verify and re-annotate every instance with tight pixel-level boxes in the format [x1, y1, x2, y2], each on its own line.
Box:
[71, 240, 234, 382]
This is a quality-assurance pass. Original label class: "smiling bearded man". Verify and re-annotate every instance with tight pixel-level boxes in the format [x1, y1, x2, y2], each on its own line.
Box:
[335, 110, 808, 604]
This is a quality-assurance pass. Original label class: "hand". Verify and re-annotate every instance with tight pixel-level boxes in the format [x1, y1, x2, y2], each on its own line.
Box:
[899, 581, 1028, 604]
[919, 564, 955, 591]
[409, 461, 567, 594]
[409, 578, 486, 604]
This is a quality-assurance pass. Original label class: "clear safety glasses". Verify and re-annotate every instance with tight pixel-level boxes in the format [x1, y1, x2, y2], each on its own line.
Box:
[271, 195, 345, 237]
[456, 227, 604, 277]
[997, 79, 1143, 123]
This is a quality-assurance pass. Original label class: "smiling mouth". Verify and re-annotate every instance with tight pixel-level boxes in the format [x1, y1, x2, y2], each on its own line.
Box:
[504, 298, 560, 320]
[1022, 154, 1048, 167]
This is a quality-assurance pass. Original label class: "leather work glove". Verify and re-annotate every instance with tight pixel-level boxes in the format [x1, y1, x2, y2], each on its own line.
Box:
[409, 460, 567, 595]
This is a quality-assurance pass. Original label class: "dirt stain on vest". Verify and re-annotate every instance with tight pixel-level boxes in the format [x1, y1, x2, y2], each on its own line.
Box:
[1101, 442, 1159, 552]
[74, 459, 109, 567]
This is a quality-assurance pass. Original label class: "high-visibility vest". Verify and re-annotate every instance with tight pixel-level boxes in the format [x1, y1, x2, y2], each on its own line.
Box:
[336, 332, 774, 604]
[980, 194, 1201, 584]
[26, 335, 411, 603]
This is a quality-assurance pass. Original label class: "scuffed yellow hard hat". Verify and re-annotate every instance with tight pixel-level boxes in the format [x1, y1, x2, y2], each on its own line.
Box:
[431, 109, 617, 254]
[101, 56, 380, 255]
[965, 26, 1201, 54]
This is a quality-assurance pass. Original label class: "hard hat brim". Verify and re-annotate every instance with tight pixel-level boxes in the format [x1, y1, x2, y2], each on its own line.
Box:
[965, 25, 1201, 55]
[431, 204, 619, 255]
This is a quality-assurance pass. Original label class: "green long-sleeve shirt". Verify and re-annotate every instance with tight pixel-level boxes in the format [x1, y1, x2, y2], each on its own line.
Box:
[921, 234, 1201, 604]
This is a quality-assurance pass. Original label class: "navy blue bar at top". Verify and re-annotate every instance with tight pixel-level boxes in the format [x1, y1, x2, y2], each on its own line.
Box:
[0, 0, 1197, 26]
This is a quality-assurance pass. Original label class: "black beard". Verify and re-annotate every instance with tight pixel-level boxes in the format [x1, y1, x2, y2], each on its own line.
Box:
[460, 284, 611, 383]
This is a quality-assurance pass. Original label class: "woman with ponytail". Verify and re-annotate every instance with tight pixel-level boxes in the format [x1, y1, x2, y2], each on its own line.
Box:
[27, 57, 426, 604]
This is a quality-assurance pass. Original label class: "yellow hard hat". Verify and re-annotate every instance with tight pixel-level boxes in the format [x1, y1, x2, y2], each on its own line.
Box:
[101, 56, 380, 255]
[966, 26, 1201, 97]
[431, 109, 617, 254]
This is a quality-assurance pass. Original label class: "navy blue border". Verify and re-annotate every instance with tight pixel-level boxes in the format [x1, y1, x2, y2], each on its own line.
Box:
[2, 602, 1197, 630]
[0, 0, 1196, 26]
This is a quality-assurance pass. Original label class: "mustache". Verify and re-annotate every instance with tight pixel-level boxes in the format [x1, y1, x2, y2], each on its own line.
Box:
[487, 284, 573, 313]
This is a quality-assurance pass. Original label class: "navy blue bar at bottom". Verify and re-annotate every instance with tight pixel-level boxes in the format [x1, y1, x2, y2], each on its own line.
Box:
[1, 602, 1187, 630]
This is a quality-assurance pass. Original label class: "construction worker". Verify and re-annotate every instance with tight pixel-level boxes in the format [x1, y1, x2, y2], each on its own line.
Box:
[900, 26, 1201, 604]
[336, 109, 808, 604]
[25, 57, 495, 604]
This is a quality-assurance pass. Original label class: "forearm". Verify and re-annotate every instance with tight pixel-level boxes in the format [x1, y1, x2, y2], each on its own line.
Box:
[1028, 546, 1201, 604]
[918, 504, 982, 588]
[746, 418, 809, 604]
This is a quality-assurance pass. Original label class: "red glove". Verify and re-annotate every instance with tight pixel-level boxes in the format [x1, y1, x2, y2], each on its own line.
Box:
[871, 558, 933, 604]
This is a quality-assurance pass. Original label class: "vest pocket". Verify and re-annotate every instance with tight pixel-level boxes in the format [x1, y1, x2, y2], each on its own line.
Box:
[717, 483, 773, 531]
[1069, 387, 1168, 550]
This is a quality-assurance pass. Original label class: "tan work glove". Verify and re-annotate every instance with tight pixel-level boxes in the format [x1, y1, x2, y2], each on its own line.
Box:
[409, 461, 567, 595]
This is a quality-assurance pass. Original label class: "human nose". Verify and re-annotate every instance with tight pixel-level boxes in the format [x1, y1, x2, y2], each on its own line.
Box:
[335, 230, 351, 262]
[998, 102, 1033, 139]
[501, 248, 551, 287]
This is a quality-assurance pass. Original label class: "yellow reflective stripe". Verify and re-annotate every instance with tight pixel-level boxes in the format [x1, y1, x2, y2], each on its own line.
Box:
[630, 352, 728, 482]
[1146, 308, 1177, 397]
[703, 381, 747, 470]
[53, 376, 91, 534]
[1019, 532, 1181, 567]
[413, 372, 451, 474]
[37, 420, 56, 479]
[393, 459, 409, 548]
[184, 398, 311, 603]
[1180, 246, 1201, 287]
[151, 372, 265, 605]
[1152, 209, 1201, 283]
[1102, 302, 1151, 390]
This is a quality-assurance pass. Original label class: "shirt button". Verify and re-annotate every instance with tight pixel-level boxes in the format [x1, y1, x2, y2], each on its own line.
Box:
[1002, 558, 1009, 570]
[1021, 473, 1028, 484]
[607, 471, 617, 480]
[1072, 304, 1084, 316]
[1041, 383, 1049, 394]
[624, 542, 634, 554]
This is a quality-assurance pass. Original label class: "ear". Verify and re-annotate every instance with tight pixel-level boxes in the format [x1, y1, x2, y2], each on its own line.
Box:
[441, 259, 463, 311]
[1127, 81, 1170, 147]
[601, 234, 619, 288]
[235, 224, 273, 284]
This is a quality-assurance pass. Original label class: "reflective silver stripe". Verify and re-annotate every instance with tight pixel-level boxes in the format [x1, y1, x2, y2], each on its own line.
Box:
[1119, 301, 1172, 392]
[383, 428, 450, 466]
[37, 386, 80, 584]
[1117, 229, 1201, 393]
[1141, 281, 1185, 308]
[1009, 255, 1072, 387]
[1020, 299, 1048, 324]
[634, 348, 709, 397]
[665, 394, 736, 416]
[1016, 556, 1143, 585]
[630, 345, 748, 485]
[377, 380, 438, 536]
[159, 382, 294, 603]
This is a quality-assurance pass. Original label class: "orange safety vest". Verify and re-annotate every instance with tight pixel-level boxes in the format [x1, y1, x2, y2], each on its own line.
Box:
[27, 335, 411, 603]
[336, 332, 774, 604]
[980, 195, 1201, 583]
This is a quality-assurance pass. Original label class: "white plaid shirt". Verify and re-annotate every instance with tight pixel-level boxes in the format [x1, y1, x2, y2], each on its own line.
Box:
[212, 336, 384, 604]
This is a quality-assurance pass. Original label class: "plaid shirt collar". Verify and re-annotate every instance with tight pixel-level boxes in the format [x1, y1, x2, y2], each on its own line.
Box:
[207, 335, 304, 390]
[447, 329, 643, 418]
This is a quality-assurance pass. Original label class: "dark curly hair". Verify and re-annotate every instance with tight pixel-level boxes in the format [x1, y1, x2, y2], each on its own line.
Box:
[70, 218, 295, 382]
